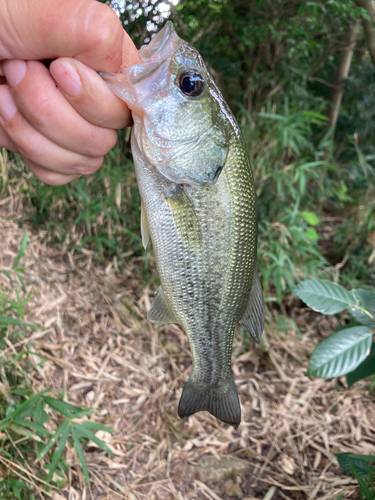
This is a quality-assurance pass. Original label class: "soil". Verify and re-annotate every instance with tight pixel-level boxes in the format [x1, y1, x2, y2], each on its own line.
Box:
[1, 204, 374, 500]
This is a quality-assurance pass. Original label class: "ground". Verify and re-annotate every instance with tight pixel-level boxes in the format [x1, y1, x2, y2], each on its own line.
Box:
[0, 202, 374, 500]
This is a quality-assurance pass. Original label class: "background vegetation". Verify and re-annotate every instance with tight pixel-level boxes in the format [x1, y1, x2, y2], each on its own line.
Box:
[1, 0, 375, 498]
[3, 0, 375, 300]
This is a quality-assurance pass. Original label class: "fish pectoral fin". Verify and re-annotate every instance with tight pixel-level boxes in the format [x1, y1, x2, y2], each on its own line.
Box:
[165, 187, 202, 248]
[240, 272, 265, 344]
[147, 287, 178, 325]
[178, 375, 241, 428]
[141, 198, 150, 249]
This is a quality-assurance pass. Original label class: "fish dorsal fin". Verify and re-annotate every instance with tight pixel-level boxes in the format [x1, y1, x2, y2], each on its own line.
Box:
[147, 286, 179, 325]
[240, 272, 265, 343]
[141, 198, 150, 249]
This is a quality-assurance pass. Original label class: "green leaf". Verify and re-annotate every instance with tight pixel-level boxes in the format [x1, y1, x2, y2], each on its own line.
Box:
[307, 326, 373, 378]
[8, 392, 43, 421]
[38, 420, 69, 460]
[81, 421, 116, 433]
[46, 421, 71, 482]
[346, 344, 375, 387]
[13, 418, 51, 437]
[349, 289, 375, 326]
[13, 231, 28, 269]
[75, 424, 114, 457]
[301, 211, 320, 225]
[305, 227, 319, 241]
[336, 453, 375, 478]
[43, 396, 93, 418]
[71, 425, 90, 485]
[0, 315, 42, 329]
[293, 279, 357, 314]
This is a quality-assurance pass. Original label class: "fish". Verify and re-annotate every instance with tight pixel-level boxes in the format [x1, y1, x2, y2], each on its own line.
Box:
[101, 21, 265, 427]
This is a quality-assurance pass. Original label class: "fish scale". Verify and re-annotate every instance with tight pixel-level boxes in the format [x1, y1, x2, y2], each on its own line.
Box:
[101, 22, 264, 427]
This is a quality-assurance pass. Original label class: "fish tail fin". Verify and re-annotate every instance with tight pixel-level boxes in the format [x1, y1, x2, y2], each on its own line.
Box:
[178, 375, 241, 427]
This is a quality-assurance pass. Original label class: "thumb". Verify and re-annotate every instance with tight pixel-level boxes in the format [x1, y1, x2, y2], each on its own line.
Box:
[0, 0, 141, 71]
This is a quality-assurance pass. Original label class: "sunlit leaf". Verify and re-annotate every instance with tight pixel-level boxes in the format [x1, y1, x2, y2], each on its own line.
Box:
[307, 326, 372, 378]
[293, 279, 356, 314]
[301, 211, 320, 225]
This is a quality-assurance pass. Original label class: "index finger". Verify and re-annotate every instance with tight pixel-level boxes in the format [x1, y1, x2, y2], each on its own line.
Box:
[0, 0, 141, 71]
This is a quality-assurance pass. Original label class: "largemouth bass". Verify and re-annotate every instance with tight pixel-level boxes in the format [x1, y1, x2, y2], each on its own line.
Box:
[101, 22, 264, 427]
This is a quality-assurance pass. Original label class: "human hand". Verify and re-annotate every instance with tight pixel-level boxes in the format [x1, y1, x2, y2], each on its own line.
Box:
[0, 0, 141, 185]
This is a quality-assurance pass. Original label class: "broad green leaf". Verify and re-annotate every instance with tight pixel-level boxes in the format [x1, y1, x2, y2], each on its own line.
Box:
[301, 211, 320, 225]
[72, 425, 90, 485]
[305, 227, 319, 241]
[349, 463, 374, 499]
[293, 279, 356, 314]
[346, 344, 375, 387]
[336, 453, 375, 478]
[349, 289, 375, 327]
[307, 326, 372, 378]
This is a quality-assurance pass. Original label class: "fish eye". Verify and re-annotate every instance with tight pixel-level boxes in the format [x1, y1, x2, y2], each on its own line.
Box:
[178, 70, 205, 97]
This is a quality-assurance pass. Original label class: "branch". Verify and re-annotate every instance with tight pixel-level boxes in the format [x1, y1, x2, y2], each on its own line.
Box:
[307, 77, 340, 89]
[166, 1, 188, 36]
[354, 0, 375, 68]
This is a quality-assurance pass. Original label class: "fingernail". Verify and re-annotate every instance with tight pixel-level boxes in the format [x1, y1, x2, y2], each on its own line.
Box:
[0, 86, 17, 122]
[51, 61, 82, 97]
[3, 60, 26, 88]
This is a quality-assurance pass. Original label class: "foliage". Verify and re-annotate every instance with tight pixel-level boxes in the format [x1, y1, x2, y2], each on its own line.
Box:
[1, 0, 374, 300]
[293, 279, 375, 382]
[3, 142, 156, 283]
[294, 279, 375, 497]
[336, 453, 375, 500]
[0, 233, 116, 498]
[0, 390, 115, 495]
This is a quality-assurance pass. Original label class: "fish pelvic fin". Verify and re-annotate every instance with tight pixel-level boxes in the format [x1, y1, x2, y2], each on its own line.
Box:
[147, 286, 178, 325]
[240, 271, 265, 343]
[178, 375, 241, 428]
[141, 198, 150, 249]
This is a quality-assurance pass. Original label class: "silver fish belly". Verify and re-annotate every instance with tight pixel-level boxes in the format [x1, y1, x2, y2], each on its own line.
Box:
[101, 22, 265, 427]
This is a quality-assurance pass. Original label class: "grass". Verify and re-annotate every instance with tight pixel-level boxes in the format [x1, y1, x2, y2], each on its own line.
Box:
[0, 229, 118, 499]
[1, 158, 374, 498]
[2, 101, 375, 302]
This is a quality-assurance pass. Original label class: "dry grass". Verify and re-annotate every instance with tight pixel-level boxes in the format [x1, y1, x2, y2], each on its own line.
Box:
[1, 199, 374, 500]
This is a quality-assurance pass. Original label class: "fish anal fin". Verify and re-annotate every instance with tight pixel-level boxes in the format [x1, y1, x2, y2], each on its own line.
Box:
[240, 272, 265, 343]
[178, 375, 241, 428]
[147, 287, 178, 325]
[141, 198, 150, 249]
